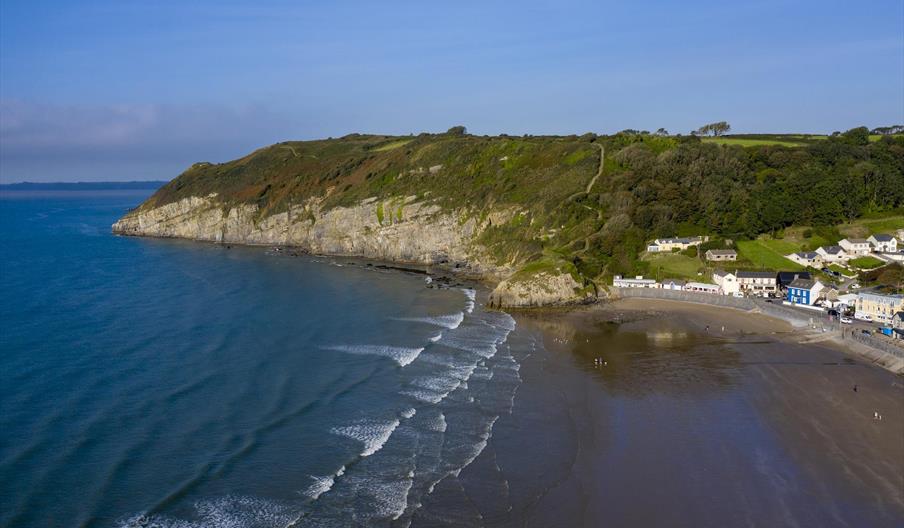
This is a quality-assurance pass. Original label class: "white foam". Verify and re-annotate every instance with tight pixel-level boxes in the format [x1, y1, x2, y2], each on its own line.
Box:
[401, 407, 416, 419]
[428, 332, 443, 342]
[322, 344, 423, 367]
[397, 312, 464, 330]
[427, 412, 447, 433]
[332, 419, 400, 457]
[303, 465, 346, 501]
[462, 288, 477, 313]
[117, 495, 300, 528]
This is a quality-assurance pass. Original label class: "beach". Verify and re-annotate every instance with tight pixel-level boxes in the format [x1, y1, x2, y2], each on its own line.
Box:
[429, 298, 904, 527]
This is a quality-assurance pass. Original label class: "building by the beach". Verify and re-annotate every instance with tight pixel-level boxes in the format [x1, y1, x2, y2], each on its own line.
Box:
[786, 278, 824, 306]
[736, 271, 777, 296]
[685, 282, 720, 294]
[713, 269, 739, 295]
[613, 275, 658, 288]
[661, 279, 686, 290]
[854, 292, 904, 323]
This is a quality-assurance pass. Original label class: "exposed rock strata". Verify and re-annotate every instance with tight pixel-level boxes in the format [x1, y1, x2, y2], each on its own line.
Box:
[114, 194, 589, 307]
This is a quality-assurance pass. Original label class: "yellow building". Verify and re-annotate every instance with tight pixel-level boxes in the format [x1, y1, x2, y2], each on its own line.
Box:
[854, 293, 904, 324]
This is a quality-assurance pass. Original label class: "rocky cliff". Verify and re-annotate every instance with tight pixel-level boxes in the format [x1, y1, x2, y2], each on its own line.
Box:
[113, 193, 591, 307]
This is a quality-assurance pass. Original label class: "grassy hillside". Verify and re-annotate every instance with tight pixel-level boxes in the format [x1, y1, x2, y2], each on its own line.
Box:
[140, 127, 904, 286]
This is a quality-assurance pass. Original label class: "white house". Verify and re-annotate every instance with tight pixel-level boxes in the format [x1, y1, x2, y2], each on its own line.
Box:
[661, 279, 686, 291]
[712, 269, 739, 295]
[613, 275, 658, 288]
[736, 271, 778, 296]
[647, 236, 703, 253]
[868, 234, 898, 253]
[816, 245, 847, 263]
[786, 251, 822, 267]
[685, 282, 720, 294]
[839, 238, 871, 256]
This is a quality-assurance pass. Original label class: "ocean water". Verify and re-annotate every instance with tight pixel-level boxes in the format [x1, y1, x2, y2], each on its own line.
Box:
[0, 191, 521, 527]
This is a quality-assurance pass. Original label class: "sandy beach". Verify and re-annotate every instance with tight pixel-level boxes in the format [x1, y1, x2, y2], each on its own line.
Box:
[430, 298, 904, 527]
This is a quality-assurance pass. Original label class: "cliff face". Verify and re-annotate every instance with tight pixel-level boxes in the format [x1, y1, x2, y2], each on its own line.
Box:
[113, 193, 589, 306]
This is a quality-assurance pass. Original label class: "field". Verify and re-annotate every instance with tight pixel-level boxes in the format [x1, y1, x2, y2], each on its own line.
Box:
[701, 137, 808, 147]
[642, 252, 703, 280]
[736, 240, 803, 270]
[838, 214, 904, 238]
[848, 256, 885, 270]
[701, 134, 900, 148]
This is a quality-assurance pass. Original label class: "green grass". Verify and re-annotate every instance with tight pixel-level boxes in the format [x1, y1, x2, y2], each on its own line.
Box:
[758, 238, 802, 254]
[828, 264, 850, 275]
[848, 256, 885, 269]
[701, 137, 806, 147]
[642, 252, 704, 280]
[372, 139, 413, 152]
[838, 214, 904, 238]
[736, 240, 803, 270]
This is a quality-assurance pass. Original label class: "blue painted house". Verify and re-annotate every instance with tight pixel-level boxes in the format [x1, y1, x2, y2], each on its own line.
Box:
[786, 278, 824, 306]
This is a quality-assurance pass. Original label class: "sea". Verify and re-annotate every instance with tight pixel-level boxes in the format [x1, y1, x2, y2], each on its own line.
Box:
[0, 190, 527, 527]
[3, 190, 903, 528]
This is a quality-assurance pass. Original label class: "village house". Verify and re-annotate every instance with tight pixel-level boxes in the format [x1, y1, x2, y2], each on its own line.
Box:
[661, 279, 686, 291]
[646, 236, 703, 253]
[736, 271, 777, 296]
[786, 251, 822, 267]
[712, 269, 739, 295]
[854, 292, 904, 323]
[776, 271, 812, 291]
[838, 238, 871, 256]
[704, 249, 737, 262]
[868, 234, 898, 253]
[815, 245, 847, 263]
[786, 278, 824, 306]
[613, 275, 658, 288]
[685, 282, 720, 294]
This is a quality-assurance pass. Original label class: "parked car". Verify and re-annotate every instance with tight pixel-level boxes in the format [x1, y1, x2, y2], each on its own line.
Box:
[861, 329, 872, 335]
[850, 283, 860, 289]
[828, 309, 839, 317]
[840, 316, 853, 324]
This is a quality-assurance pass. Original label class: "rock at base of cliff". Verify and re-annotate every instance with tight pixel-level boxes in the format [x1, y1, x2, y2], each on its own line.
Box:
[488, 272, 589, 308]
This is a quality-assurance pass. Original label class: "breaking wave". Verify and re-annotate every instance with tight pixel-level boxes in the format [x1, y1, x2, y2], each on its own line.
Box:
[331, 419, 401, 457]
[321, 345, 423, 367]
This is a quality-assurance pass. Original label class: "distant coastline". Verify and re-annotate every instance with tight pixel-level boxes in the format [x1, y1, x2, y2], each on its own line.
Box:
[0, 181, 168, 191]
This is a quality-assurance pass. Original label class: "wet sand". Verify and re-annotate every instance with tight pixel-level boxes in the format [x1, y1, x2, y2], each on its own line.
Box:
[427, 299, 904, 527]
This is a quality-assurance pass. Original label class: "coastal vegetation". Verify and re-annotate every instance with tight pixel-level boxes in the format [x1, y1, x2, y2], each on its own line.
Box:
[134, 126, 904, 291]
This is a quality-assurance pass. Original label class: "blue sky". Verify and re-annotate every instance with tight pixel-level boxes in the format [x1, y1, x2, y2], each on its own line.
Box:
[1, 0, 902, 182]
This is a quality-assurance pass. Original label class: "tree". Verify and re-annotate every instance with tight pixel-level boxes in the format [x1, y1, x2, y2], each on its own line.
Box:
[446, 126, 467, 136]
[655, 128, 669, 136]
[695, 121, 731, 136]
[840, 126, 870, 146]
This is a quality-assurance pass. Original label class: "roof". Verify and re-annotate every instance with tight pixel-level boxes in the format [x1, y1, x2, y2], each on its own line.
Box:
[777, 271, 812, 282]
[686, 281, 718, 289]
[843, 238, 869, 244]
[663, 279, 686, 285]
[706, 249, 737, 255]
[736, 271, 775, 279]
[792, 251, 819, 259]
[712, 268, 733, 278]
[819, 245, 844, 254]
[789, 278, 818, 289]
[871, 234, 894, 242]
[857, 292, 904, 303]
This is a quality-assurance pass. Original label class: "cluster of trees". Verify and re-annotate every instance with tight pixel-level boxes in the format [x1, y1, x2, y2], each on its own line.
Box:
[577, 129, 904, 276]
[871, 125, 904, 135]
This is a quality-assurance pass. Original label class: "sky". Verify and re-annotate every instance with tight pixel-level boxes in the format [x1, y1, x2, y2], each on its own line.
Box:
[1, 0, 902, 182]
